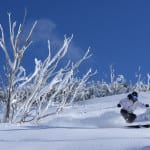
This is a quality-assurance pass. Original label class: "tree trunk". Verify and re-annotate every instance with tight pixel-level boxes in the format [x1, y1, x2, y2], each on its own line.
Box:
[5, 99, 10, 122]
[4, 78, 13, 122]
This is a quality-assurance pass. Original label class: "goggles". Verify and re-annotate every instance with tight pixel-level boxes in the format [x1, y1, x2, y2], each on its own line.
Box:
[132, 95, 138, 100]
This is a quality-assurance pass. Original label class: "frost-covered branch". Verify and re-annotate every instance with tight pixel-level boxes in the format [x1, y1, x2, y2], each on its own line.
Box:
[11, 35, 75, 122]
[0, 13, 37, 122]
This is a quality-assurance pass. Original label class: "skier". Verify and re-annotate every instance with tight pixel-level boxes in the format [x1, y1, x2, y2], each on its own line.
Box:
[117, 91, 149, 123]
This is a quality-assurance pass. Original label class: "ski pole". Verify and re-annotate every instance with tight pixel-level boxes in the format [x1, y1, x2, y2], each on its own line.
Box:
[102, 106, 117, 110]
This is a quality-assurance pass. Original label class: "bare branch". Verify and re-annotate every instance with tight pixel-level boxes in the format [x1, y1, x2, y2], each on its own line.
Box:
[24, 21, 37, 47]
[0, 24, 12, 67]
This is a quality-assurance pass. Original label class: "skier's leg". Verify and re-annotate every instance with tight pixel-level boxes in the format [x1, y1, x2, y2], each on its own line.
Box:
[127, 113, 136, 123]
[120, 109, 129, 120]
[120, 109, 136, 123]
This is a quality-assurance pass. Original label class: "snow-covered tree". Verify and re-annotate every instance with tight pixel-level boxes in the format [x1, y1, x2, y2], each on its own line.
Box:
[0, 12, 37, 122]
[0, 13, 94, 123]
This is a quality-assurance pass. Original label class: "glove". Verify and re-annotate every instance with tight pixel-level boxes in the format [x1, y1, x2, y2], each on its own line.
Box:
[117, 104, 121, 107]
[145, 104, 149, 107]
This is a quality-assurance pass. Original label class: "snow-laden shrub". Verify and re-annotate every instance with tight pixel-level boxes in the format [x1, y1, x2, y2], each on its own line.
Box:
[78, 71, 150, 100]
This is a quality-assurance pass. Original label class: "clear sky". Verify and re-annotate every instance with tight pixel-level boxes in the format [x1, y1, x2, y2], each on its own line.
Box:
[0, 0, 150, 82]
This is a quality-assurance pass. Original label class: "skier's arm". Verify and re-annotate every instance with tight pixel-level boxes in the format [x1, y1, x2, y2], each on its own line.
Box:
[117, 99, 126, 107]
[137, 101, 149, 108]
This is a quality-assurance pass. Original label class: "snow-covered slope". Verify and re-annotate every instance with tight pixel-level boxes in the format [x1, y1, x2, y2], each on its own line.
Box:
[42, 92, 150, 128]
[1, 92, 150, 150]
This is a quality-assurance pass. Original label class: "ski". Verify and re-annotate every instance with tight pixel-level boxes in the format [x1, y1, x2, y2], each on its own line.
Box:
[126, 124, 150, 128]
[125, 120, 150, 128]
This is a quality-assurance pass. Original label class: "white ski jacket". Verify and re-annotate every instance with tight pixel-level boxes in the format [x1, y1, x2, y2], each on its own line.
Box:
[119, 98, 146, 113]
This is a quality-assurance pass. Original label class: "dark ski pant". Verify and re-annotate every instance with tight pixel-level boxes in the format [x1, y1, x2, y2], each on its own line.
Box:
[120, 109, 136, 123]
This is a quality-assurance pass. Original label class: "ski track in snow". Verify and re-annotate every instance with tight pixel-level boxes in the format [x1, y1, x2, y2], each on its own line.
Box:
[0, 125, 150, 150]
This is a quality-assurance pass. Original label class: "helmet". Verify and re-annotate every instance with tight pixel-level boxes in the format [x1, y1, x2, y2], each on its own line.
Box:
[131, 91, 138, 100]
[132, 91, 138, 97]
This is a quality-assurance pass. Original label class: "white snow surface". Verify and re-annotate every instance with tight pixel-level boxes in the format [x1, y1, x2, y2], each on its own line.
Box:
[1, 92, 150, 150]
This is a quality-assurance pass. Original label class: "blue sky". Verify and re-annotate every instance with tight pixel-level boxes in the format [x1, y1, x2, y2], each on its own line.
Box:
[0, 0, 150, 82]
